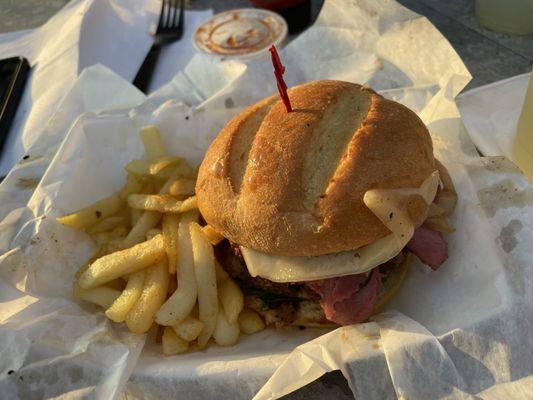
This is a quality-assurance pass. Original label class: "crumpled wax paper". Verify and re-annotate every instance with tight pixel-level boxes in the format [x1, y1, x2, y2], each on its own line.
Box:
[1, 0, 532, 399]
[456, 72, 531, 159]
[0, 0, 212, 176]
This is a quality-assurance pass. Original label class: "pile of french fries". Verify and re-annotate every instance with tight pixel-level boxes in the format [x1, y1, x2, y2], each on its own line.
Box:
[58, 126, 265, 355]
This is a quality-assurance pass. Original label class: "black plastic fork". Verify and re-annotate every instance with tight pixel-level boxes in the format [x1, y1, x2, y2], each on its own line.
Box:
[133, 0, 185, 93]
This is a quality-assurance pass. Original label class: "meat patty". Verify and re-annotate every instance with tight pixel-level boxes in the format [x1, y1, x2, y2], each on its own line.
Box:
[214, 241, 320, 300]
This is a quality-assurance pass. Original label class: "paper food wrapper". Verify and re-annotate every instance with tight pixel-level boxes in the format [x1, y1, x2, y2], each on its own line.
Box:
[0, 0, 212, 177]
[456, 72, 531, 160]
[1, 0, 532, 398]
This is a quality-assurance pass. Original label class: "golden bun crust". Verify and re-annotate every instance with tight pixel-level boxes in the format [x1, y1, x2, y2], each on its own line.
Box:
[196, 80, 436, 256]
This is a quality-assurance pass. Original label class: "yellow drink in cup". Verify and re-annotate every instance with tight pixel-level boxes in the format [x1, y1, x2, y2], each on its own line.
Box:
[513, 70, 533, 180]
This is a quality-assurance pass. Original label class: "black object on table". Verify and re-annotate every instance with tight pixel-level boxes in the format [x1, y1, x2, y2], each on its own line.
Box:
[0, 56, 30, 161]
[133, 0, 185, 93]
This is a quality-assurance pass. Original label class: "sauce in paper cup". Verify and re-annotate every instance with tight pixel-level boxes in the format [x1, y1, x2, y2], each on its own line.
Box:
[193, 9, 288, 59]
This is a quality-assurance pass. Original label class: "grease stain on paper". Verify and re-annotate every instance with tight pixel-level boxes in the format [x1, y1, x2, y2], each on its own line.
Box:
[497, 220, 523, 253]
[16, 178, 39, 189]
[482, 157, 523, 175]
[477, 179, 533, 217]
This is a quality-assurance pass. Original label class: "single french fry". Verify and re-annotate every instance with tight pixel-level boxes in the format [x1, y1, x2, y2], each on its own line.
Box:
[202, 225, 225, 245]
[93, 225, 128, 246]
[125, 159, 151, 176]
[119, 173, 145, 200]
[168, 179, 196, 197]
[155, 211, 198, 326]
[190, 223, 218, 349]
[122, 211, 162, 248]
[213, 301, 239, 346]
[219, 278, 244, 324]
[57, 192, 124, 229]
[149, 156, 185, 175]
[162, 213, 180, 274]
[87, 216, 128, 235]
[154, 163, 196, 181]
[73, 283, 121, 309]
[128, 194, 197, 213]
[215, 261, 229, 283]
[172, 316, 204, 341]
[140, 125, 167, 160]
[125, 261, 170, 333]
[131, 208, 142, 226]
[78, 234, 166, 289]
[128, 194, 179, 212]
[162, 326, 189, 356]
[105, 271, 145, 322]
[238, 309, 265, 335]
[179, 196, 197, 212]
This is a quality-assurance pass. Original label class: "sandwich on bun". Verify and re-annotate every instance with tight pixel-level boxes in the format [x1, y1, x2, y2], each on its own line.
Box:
[196, 80, 457, 327]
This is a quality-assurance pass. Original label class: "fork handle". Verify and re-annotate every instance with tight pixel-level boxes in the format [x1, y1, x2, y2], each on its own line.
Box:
[133, 44, 162, 93]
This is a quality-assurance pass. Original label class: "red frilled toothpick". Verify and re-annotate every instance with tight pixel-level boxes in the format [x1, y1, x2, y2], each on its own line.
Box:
[269, 45, 292, 113]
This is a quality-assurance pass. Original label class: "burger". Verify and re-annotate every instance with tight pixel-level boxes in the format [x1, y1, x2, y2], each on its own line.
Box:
[196, 80, 457, 327]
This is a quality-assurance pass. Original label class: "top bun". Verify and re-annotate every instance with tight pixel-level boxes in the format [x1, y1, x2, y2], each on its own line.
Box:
[196, 80, 436, 256]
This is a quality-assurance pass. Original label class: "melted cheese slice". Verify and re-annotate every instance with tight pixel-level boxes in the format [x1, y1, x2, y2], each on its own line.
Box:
[241, 171, 440, 283]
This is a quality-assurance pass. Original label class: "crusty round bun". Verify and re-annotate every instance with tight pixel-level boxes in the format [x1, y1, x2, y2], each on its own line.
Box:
[196, 80, 436, 256]
[245, 252, 412, 328]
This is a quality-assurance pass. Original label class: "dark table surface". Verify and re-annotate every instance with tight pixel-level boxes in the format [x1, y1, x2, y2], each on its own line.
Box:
[0, 0, 531, 398]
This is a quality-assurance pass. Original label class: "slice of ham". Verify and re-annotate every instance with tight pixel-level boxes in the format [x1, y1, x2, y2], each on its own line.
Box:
[307, 269, 382, 325]
[407, 225, 448, 270]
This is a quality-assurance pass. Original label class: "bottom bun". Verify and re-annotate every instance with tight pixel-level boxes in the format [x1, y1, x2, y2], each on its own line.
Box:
[244, 252, 412, 328]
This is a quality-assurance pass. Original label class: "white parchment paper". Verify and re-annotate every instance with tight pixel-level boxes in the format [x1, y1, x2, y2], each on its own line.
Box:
[457, 72, 531, 159]
[1, 0, 532, 399]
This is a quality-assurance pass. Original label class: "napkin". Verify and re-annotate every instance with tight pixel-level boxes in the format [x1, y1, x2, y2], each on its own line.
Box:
[0, 0, 212, 177]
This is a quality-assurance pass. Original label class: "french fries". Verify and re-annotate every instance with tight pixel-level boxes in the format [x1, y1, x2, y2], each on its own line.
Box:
[149, 156, 185, 175]
[140, 125, 167, 160]
[219, 279, 244, 324]
[190, 223, 218, 348]
[126, 159, 151, 176]
[215, 261, 229, 282]
[128, 194, 198, 213]
[213, 302, 240, 346]
[155, 211, 198, 325]
[105, 271, 145, 323]
[162, 214, 180, 274]
[169, 179, 196, 197]
[238, 309, 266, 335]
[125, 261, 170, 333]
[78, 234, 166, 289]
[202, 225, 225, 245]
[57, 192, 124, 229]
[120, 174, 145, 200]
[173, 316, 204, 341]
[162, 326, 189, 356]
[122, 211, 162, 248]
[67, 125, 266, 355]
[73, 283, 121, 309]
